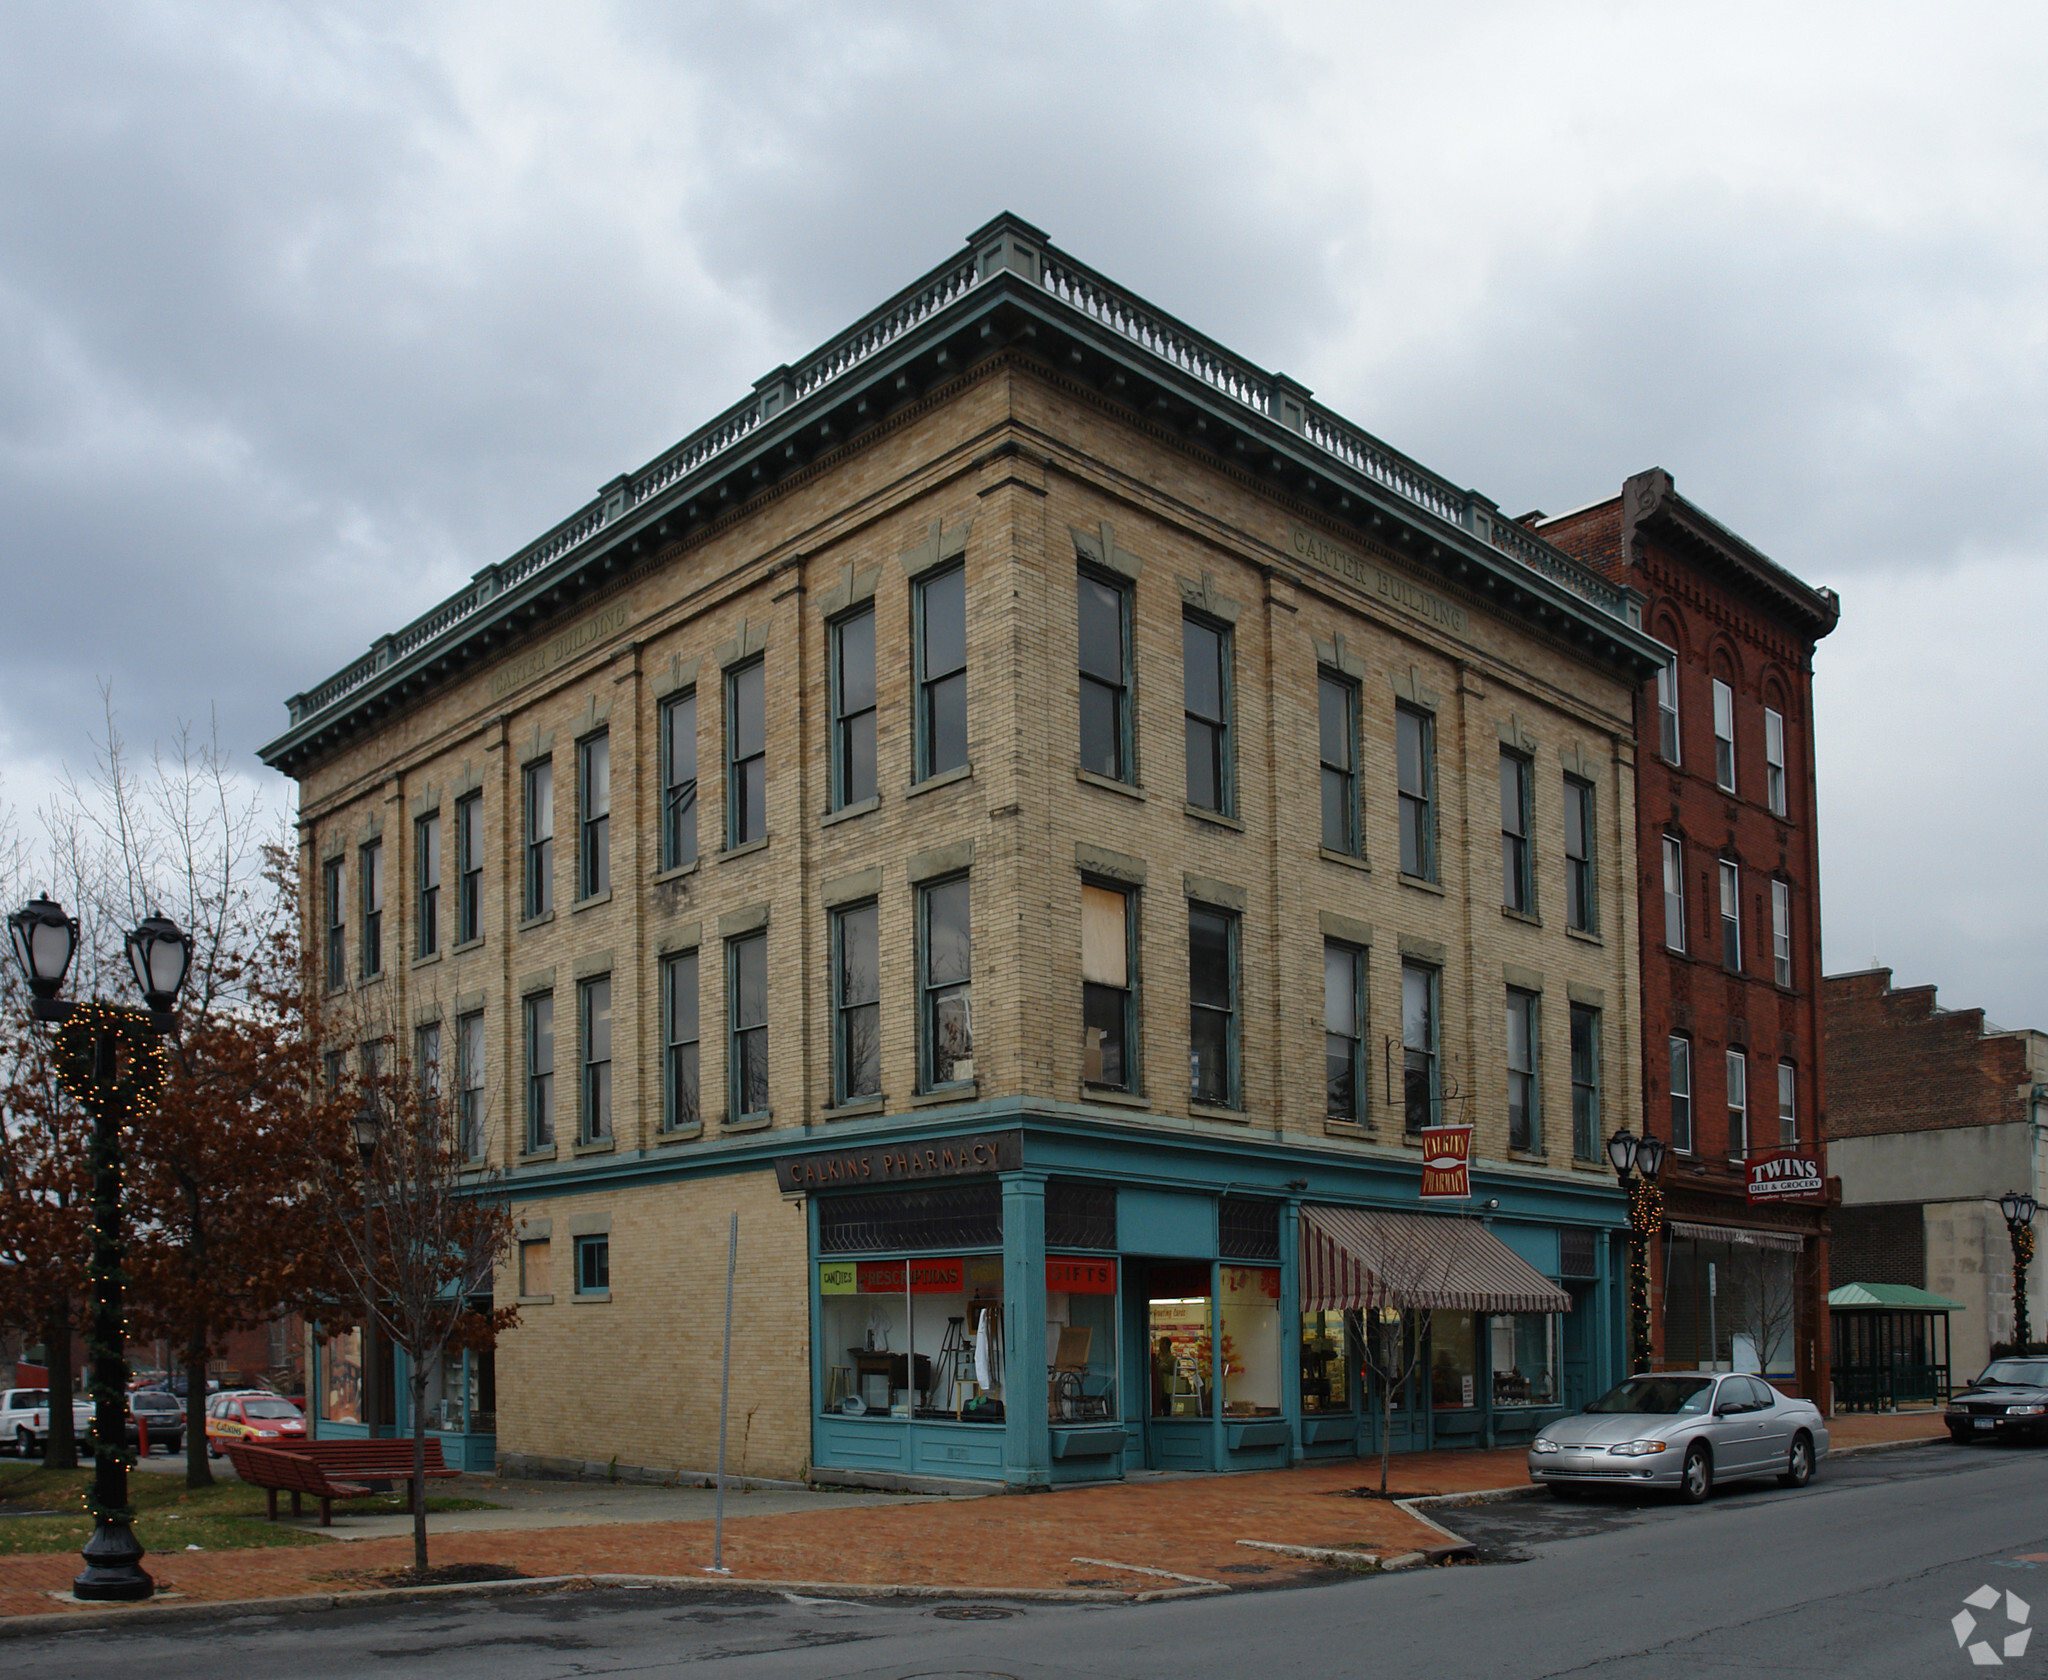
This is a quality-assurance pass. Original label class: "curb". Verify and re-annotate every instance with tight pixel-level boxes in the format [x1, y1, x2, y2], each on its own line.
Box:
[1829, 1432, 1948, 1459]
[0, 1570, 1152, 1638]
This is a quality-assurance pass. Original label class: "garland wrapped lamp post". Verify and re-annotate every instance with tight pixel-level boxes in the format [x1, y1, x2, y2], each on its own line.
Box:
[1607, 1128, 1667, 1375]
[9, 895, 190, 1603]
[2000, 1190, 2038, 1353]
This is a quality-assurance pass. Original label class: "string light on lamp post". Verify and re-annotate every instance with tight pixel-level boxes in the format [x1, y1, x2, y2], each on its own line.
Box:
[1607, 1128, 1667, 1376]
[2000, 1191, 2038, 1353]
[8, 894, 189, 1604]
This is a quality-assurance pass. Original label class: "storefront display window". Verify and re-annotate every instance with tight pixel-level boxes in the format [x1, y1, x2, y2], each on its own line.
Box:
[1047, 1256, 1119, 1421]
[1149, 1283, 1212, 1418]
[1430, 1310, 1478, 1409]
[1219, 1265, 1281, 1416]
[321, 1329, 362, 1423]
[1490, 1315, 1559, 1407]
[1301, 1310, 1353, 1413]
[819, 1254, 1007, 1420]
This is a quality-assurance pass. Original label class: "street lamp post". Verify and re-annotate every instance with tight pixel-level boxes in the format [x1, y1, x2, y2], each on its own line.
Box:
[9, 895, 190, 1602]
[2000, 1190, 2038, 1353]
[1607, 1128, 1667, 1376]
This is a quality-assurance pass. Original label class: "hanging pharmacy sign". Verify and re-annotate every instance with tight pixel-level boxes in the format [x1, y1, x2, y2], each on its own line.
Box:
[1419, 1125, 1473, 1199]
[1747, 1150, 1826, 1205]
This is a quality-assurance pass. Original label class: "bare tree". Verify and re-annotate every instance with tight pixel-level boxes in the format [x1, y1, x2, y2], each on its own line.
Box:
[296, 1011, 516, 1575]
[1723, 1246, 1799, 1377]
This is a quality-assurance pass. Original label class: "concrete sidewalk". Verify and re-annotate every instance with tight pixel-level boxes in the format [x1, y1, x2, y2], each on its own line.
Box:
[0, 1412, 1954, 1624]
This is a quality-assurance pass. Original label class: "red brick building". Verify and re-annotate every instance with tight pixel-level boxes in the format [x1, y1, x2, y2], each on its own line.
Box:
[1541, 469, 1840, 1403]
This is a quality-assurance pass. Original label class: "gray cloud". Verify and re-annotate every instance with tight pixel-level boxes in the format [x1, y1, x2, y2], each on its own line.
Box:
[1, 0, 2042, 1029]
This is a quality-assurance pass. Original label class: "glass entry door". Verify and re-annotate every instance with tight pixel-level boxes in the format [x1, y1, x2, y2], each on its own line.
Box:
[1363, 1309, 1430, 1455]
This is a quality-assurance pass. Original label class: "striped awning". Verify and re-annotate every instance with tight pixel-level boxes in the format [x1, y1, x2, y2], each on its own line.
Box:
[1300, 1205, 1571, 1315]
[1667, 1220, 1806, 1254]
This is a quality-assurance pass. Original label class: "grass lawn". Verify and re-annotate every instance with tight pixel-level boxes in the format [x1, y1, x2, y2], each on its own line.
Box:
[0, 1463, 501, 1555]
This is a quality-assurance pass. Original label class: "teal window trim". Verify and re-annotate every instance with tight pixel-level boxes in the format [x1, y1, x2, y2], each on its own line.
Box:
[573, 1233, 610, 1296]
[913, 562, 968, 783]
[658, 689, 699, 869]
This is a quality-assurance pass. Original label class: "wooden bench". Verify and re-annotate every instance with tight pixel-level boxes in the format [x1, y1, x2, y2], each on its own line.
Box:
[225, 1443, 371, 1527]
[227, 1438, 459, 1525]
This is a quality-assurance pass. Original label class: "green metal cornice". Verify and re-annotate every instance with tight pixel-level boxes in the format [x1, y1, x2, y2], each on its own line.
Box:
[262, 213, 1663, 777]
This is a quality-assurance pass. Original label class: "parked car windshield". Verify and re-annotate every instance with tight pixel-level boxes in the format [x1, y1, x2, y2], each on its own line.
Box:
[1584, 1376, 1715, 1415]
[241, 1399, 300, 1419]
[1976, 1360, 2048, 1388]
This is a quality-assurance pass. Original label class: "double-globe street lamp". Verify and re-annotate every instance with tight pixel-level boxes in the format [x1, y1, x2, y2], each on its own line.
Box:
[9, 895, 190, 1602]
[2000, 1190, 2038, 1353]
[1608, 1128, 1668, 1375]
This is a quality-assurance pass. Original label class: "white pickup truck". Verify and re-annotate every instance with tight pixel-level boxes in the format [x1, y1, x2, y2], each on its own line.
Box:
[2, 1387, 93, 1458]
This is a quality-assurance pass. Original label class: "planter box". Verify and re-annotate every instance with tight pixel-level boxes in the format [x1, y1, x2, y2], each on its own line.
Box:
[1226, 1419, 1291, 1451]
[1050, 1426, 1130, 1460]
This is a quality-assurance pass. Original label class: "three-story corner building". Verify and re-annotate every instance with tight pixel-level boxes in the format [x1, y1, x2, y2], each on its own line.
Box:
[263, 215, 1668, 1491]
[1540, 471, 1840, 1408]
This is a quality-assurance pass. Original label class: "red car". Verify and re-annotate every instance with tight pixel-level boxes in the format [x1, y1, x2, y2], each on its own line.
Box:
[205, 1393, 309, 1457]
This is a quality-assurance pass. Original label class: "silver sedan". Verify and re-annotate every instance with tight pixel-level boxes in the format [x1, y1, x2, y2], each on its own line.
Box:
[1528, 1373, 1830, 1502]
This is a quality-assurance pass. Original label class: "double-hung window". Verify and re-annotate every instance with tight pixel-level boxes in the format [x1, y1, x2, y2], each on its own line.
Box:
[1564, 776, 1595, 934]
[1727, 1050, 1749, 1160]
[833, 901, 881, 1104]
[1570, 1004, 1600, 1162]
[1669, 1035, 1694, 1154]
[1188, 904, 1238, 1107]
[728, 930, 769, 1121]
[1500, 751, 1533, 912]
[1764, 706, 1787, 816]
[1324, 941, 1364, 1122]
[1657, 652, 1681, 763]
[454, 792, 482, 944]
[1397, 706, 1435, 880]
[1318, 671, 1359, 855]
[577, 732, 610, 900]
[726, 659, 767, 848]
[1712, 678, 1737, 792]
[414, 1020, 442, 1125]
[1401, 961, 1438, 1134]
[830, 608, 877, 811]
[323, 857, 346, 989]
[1506, 988, 1539, 1153]
[524, 992, 555, 1152]
[360, 841, 383, 978]
[415, 813, 440, 959]
[921, 877, 973, 1089]
[579, 975, 612, 1144]
[1081, 882, 1134, 1091]
[660, 690, 699, 869]
[1182, 617, 1231, 815]
[1078, 571, 1132, 781]
[574, 1234, 609, 1296]
[1662, 836, 1687, 952]
[916, 565, 968, 781]
[456, 1010, 484, 1159]
[1777, 1061, 1797, 1144]
[661, 950, 700, 1132]
[1719, 860, 1742, 970]
[1772, 880, 1793, 988]
[523, 760, 554, 919]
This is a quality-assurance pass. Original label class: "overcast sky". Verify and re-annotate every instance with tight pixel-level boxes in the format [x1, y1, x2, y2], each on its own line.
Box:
[2, 1, 2043, 1029]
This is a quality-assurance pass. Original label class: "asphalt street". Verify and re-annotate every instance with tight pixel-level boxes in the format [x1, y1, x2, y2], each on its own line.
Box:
[9, 1441, 2046, 1679]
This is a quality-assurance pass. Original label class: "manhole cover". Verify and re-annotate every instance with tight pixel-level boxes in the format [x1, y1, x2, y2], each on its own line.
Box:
[927, 1605, 1020, 1621]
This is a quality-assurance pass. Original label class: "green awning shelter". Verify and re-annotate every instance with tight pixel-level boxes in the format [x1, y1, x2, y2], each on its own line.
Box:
[1829, 1281, 1962, 1412]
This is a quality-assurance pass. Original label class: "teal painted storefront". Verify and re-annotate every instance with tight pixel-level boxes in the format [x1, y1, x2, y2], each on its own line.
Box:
[307, 1337, 498, 1473]
[798, 1106, 1629, 1489]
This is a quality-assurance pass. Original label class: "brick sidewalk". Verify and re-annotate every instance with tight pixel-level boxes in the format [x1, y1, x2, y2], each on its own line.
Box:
[0, 1450, 1510, 1618]
[0, 1419, 1951, 1622]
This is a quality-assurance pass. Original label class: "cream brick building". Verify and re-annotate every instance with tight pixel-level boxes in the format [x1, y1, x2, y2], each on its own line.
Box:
[264, 216, 1664, 1489]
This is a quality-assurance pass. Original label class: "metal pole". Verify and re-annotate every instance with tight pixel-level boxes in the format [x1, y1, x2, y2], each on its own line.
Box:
[707, 1211, 737, 1575]
[75, 1026, 150, 1601]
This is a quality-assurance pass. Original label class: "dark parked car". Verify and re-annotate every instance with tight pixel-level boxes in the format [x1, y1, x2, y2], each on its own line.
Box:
[127, 1389, 186, 1456]
[1946, 1358, 2048, 1443]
